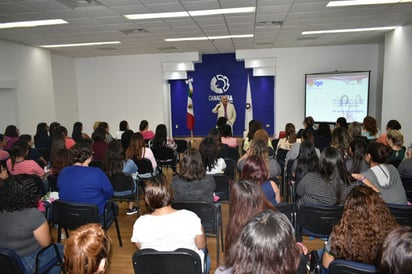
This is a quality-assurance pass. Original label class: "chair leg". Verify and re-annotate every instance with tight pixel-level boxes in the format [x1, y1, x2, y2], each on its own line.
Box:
[57, 225, 61, 242]
[114, 215, 123, 247]
[215, 234, 219, 266]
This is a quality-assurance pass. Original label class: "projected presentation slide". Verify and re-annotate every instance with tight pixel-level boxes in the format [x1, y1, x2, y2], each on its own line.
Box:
[305, 71, 370, 123]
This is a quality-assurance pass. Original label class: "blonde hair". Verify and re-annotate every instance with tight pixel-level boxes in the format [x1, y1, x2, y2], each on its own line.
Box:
[387, 130, 404, 146]
[64, 224, 111, 274]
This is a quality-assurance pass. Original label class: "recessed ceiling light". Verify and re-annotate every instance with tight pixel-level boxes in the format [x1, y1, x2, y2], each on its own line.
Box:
[125, 7, 255, 20]
[327, 0, 412, 7]
[39, 41, 121, 48]
[165, 34, 253, 42]
[302, 26, 398, 35]
[0, 19, 68, 29]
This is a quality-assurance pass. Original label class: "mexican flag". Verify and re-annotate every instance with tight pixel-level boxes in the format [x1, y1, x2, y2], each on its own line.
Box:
[186, 78, 194, 130]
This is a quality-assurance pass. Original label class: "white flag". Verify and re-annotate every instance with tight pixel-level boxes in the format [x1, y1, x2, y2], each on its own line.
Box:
[244, 76, 253, 131]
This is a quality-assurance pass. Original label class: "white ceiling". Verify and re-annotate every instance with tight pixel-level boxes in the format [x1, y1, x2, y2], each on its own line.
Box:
[0, 0, 411, 57]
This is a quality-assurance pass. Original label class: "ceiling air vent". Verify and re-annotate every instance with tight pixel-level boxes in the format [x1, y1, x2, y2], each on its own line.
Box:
[55, 0, 101, 8]
[256, 21, 283, 27]
[120, 28, 149, 35]
[158, 46, 178, 51]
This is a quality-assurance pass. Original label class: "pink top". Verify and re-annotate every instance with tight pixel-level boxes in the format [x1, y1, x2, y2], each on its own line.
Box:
[0, 149, 9, 160]
[221, 137, 238, 148]
[6, 159, 45, 177]
[65, 137, 76, 149]
[140, 130, 155, 140]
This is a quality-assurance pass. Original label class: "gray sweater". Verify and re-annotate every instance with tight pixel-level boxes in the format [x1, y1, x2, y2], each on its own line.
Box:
[361, 164, 407, 204]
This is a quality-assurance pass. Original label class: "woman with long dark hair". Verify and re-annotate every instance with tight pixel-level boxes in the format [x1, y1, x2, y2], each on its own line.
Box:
[199, 137, 226, 174]
[322, 185, 398, 269]
[152, 124, 176, 150]
[34, 122, 52, 149]
[293, 141, 320, 186]
[240, 155, 281, 205]
[125, 132, 157, 170]
[296, 146, 353, 207]
[103, 140, 138, 215]
[72, 121, 91, 143]
[3, 124, 19, 150]
[6, 140, 45, 177]
[346, 138, 369, 173]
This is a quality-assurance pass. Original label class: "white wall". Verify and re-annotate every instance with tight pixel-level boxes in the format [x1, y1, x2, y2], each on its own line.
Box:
[382, 24, 412, 145]
[0, 40, 56, 134]
[238, 44, 382, 136]
[51, 55, 78, 129]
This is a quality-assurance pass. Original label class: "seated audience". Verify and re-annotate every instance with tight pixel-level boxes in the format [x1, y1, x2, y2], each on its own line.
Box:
[355, 142, 407, 204]
[50, 133, 68, 173]
[3, 124, 19, 150]
[6, 140, 45, 178]
[220, 124, 238, 148]
[131, 175, 209, 273]
[49, 122, 61, 138]
[139, 120, 154, 141]
[253, 128, 274, 155]
[348, 121, 369, 144]
[238, 139, 281, 178]
[386, 129, 406, 166]
[330, 127, 350, 159]
[125, 132, 157, 170]
[114, 120, 129, 140]
[223, 180, 274, 265]
[398, 150, 412, 177]
[152, 124, 177, 150]
[276, 123, 298, 153]
[286, 129, 320, 164]
[376, 119, 402, 146]
[297, 116, 316, 138]
[292, 141, 320, 186]
[172, 148, 215, 203]
[240, 155, 281, 205]
[362, 116, 380, 140]
[296, 146, 353, 207]
[103, 140, 138, 215]
[0, 133, 10, 160]
[379, 226, 412, 274]
[335, 117, 348, 129]
[55, 125, 76, 149]
[314, 123, 331, 151]
[346, 138, 369, 173]
[34, 122, 52, 150]
[92, 127, 108, 161]
[242, 120, 263, 153]
[322, 185, 398, 269]
[58, 142, 115, 223]
[98, 122, 114, 143]
[121, 128, 134, 153]
[64, 223, 111, 274]
[216, 210, 304, 274]
[199, 137, 226, 174]
[0, 175, 64, 274]
[19, 134, 47, 167]
[71, 121, 91, 143]
[208, 128, 230, 159]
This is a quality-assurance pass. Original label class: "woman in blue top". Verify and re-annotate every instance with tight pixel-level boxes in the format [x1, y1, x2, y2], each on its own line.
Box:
[240, 155, 281, 205]
[58, 142, 115, 223]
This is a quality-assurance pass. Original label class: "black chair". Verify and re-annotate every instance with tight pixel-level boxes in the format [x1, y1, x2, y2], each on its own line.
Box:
[276, 148, 289, 199]
[400, 175, 412, 202]
[151, 146, 177, 172]
[296, 205, 343, 238]
[133, 158, 158, 194]
[132, 248, 203, 274]
[175, 139, 190, 154]
[274, 202, 296, 228]
[223, 158, 236, 181]
[226, 146, 239, 162]
[51, 199, 123, 247]
[328, 259, 377, 274]
[47, 174, 59, 192]
[171, 201, 223, 264]
[0, 244, 64, 274]
[213, 174, 231, 201]
[110, 172, 138, 207]
[89, 160, 103, 169]
[387, 203, 412, 226]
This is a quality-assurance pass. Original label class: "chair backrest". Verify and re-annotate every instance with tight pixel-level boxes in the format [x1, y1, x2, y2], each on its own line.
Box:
[175, 139, 189, 153]
[151, 146, 175, 161]
[171, 201, 218, 235]
[110, 172, 135, 193]
[47, 174, 59, 192]
[400, 175, 412, 202]
[213, 174, 231, 201]
[226, 147, 239, 162]
[328, 259, 377, 274]
[0, 248, 26, 274]
[276, 148, 289, 172]
[274, 203, 295, 228]
[387, 203, 412, 226]
[223, 158, 236, 180]
[133, 158, 154, 175]
[132, 248, 202, 274]
[37, 147, 51, 162]
[297, 205, 343, 238]
[51, 200, 100, 230]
